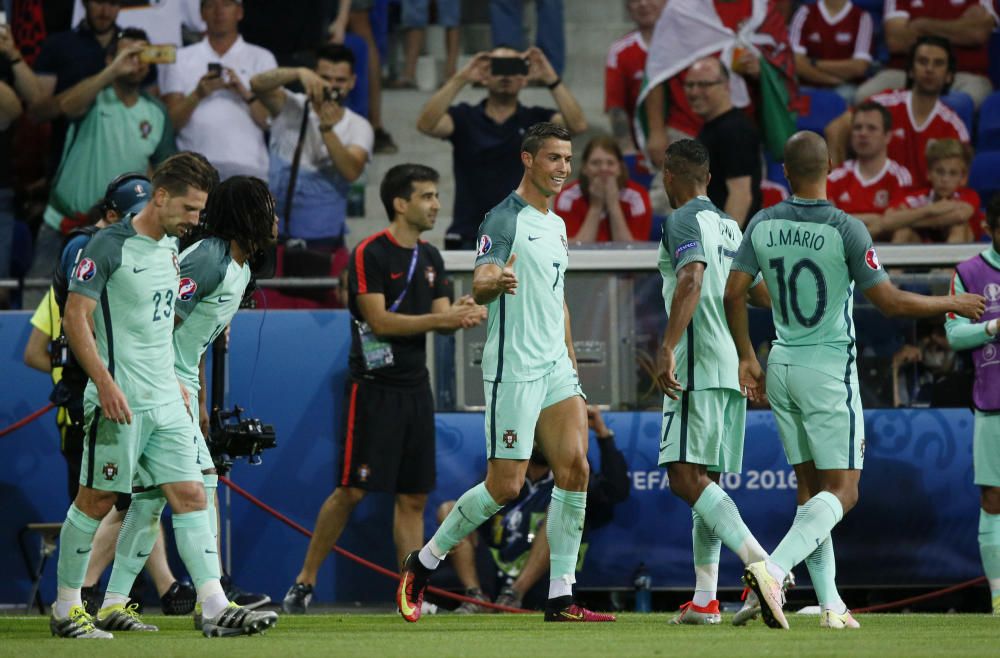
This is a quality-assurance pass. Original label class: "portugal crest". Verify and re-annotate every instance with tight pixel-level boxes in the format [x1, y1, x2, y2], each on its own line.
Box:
[502, 430, 517, 449]
[102, 463, 118, 481]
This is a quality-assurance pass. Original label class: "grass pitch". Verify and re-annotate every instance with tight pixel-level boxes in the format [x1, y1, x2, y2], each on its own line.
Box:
[1, 612, 996, 658]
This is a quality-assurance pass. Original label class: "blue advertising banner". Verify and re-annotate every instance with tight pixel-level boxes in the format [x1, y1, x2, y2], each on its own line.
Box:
[0, 310, 984, 606]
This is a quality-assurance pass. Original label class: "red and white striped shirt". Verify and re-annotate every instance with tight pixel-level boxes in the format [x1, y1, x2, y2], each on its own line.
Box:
[870, 89, 970, 189]
[789, 1, 873, 75]
[828, 158, 913, 215]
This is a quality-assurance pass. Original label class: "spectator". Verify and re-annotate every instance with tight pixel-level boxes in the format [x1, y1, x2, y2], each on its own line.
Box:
[1, 24, 42, 308]
[878, 138, 982, 243]
[415, 46, 586, 250]
[438, 407, 630, 611]
[855, 0, 998, 107]
[28, 29, 175, 288]
[554, 135, 652, 243]
[280, 164, 486, 615]
[251, 44, 373, 260]
[685, 57, 761, 227]
[605, 0, 666, 169]
[789, 0, 873, 102]
[642, 0, 798, 169]
[70, 0, 206, 48]
[490, 0, 564, 76]
[828, 101, 912, 237]
[160, 0, 276, 181]
[392, 0, 460, 88]
[341, 0, 397, 153]
[30, 0, 122, 174]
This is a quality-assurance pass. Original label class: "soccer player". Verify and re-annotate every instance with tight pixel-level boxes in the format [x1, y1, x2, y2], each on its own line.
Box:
[654, 139, 771, 625]
[396, 122, 615, 623]
[725, 131, 985, 630]
[945, 195, 1000, 615]
[50, 153, 274, 639]
[93, 175, 280, 634]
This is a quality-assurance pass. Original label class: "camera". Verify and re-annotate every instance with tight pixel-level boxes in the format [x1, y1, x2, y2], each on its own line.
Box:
[207, 62, 223, 76]
[323, 87, 343, 104]
[490, 56, 529, 77]
[208, 406, 277, 473]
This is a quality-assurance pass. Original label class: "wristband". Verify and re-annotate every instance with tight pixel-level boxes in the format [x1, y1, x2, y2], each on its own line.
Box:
[546, 76, 562, 90]
[318, 123, 333, 133]
[987, 318, 999, 337]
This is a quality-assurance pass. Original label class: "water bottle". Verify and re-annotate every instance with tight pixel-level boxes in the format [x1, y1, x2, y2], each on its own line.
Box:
[633, 562, 652, 613]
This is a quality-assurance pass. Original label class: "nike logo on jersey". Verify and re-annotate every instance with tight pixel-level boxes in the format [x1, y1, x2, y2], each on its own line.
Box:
[391, 272, 405, 280]
[528, 235, 541, 241]
[76, 547, 92, 554]
[137, 550, 152, 558]
[205, 548, 218, 554]
[133, 267, 148, 273]
[217, 296, 232, 303]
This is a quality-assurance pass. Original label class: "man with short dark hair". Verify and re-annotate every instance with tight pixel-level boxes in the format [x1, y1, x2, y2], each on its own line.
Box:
[685, 57, 761, 227]
[655, 138, 770, 626]
[28, 28, 176, 300]
[416, 45, 587, 249]
[52, 152, 277, 639]
[251, 43, 373, 252]
[726, 131, 986, 630]
[397, 123, 615, 624]
[827, 101, 912, 235]
[282, 164, 485, 615]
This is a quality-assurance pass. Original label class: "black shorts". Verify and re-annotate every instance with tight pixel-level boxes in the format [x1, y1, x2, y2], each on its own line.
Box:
[337, 379, 436, 494]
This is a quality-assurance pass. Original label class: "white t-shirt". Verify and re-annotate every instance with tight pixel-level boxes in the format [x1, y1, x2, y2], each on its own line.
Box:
[72, 0, 205, 47]
[160, 36, 277, 180]
[269, 92, 374, 240]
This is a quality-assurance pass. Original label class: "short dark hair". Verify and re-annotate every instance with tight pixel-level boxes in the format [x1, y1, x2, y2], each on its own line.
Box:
[521, 122, 571, 156]
[853, 101, 892, 133]
[380, 164, 439, 220]
[152, 151, 220, 198]
[987, 193, 1000, 232]
[316, 43, 355, 73]
[107, 27, 148, 58]
[203, 176, 276, 255]
[906, 35, 955, 93]
[664, 138, 710, 184]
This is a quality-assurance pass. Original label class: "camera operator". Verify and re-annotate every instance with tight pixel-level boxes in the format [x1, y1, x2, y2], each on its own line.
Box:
[251, 44, 373, 264]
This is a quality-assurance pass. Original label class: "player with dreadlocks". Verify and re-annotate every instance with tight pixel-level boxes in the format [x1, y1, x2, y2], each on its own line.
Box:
[95, 176, 280, 637]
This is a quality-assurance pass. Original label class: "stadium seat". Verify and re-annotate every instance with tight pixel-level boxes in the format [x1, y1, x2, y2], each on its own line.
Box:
[940, 92, 974, 137]
[968, 151, 1000, 207]
[796, 88, 847, 135]
[976, 92, 1000, 153]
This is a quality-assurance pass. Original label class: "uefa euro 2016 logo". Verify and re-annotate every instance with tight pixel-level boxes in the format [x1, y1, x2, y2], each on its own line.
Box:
[984, 282, 1000, 312]
[74, 258, 96, 281]
[179, 277, 198, 301]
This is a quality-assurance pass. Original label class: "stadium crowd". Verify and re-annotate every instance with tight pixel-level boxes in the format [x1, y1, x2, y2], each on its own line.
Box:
[3, 0, 1000, 637]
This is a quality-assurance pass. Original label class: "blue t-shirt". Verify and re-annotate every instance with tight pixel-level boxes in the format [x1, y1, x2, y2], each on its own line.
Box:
[446, 101, 555, 242]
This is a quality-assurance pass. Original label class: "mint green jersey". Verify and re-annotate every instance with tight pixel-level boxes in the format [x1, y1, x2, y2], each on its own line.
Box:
[475, 192, 569, 382]
[68, 216, 182, 412]
[659, 196, 746, 391]
[44, 87, 176, 230]
[732, 197, 888, 378]
[173, 237, 251, 393]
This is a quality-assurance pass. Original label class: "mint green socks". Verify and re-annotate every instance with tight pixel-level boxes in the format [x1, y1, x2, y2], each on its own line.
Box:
[172, 509, 221, 588]
[547, 488, 586, 581]
[691, 509, 721, 605]
[795, 504, 845, 612]
[57, 504, 101, 592]
[979, 509, 1000, 598]
[105, 491, 167, 598]
[203, 473, 219, 544]
[426, 482, 503, 562]
[771, 492, 844, 576]
[692, 482, 768, 566]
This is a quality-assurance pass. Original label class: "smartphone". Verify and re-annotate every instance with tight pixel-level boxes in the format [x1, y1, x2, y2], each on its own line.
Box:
[207, 62, 223, 76]
[139, 44, 176, 64]
[490, 56, 529, 77]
